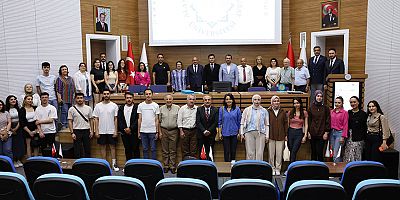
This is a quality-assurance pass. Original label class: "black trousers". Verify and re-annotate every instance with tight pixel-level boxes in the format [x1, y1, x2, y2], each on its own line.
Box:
[73, 129, 91, 158]
[364, 133, 382, 162]
[121, 132, 141, 160]
[40, 133, 56, 153]
[238, 82, 251, 92]
[222, 135, 238, 162]
[294, 85, 307, 92]
[197, 133, 215, 160]
[310, 137, 325, 161]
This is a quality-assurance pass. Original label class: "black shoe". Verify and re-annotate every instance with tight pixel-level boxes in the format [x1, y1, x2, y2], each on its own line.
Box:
[163, 168, 169, 173]
[171, 168, 177, 174]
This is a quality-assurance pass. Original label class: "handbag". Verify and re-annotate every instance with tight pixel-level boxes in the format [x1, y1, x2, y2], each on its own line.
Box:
[378, 115, 394, 146]
[283, 141, 290, 161]
[325, 140, 332, 157]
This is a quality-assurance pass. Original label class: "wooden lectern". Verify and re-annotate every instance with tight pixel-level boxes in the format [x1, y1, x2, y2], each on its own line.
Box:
[325, 74, 368, 109]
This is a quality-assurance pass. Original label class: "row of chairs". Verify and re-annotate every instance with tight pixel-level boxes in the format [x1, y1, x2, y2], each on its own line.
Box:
[1, 172, 399, 200]
[0, 155, 399, 200]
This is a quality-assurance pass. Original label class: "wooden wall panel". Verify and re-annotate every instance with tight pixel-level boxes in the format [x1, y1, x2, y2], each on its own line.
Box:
[289, 0, 368, 74]
[325, 35, 344, 58]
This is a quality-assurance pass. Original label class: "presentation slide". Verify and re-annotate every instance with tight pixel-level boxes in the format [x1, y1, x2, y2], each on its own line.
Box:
[334, 82, 360, 110]
[148, 0, 282, 46]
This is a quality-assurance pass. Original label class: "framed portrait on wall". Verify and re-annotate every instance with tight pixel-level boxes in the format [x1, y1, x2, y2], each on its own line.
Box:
[94, 6, 111, 33]
[321, 1, 340, 30]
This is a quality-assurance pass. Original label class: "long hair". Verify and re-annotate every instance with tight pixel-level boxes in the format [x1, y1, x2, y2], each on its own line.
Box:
[138, 62, 147, 72]
[22, 95, 33, 108]
[106, 61, 115, 75]
[5, 95, 19, 111]
[270, 58, 279, 67]
[0, 100, 5, 113]
[367, 100, 384, 116]
[117, 59, 127, 74]
[289, 97, 305, 119]
[350, 96, 362, 110]
[222, 93, 236, 110]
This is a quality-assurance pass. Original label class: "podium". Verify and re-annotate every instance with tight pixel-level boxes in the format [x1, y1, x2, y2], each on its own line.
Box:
[325, 74, 368, 109]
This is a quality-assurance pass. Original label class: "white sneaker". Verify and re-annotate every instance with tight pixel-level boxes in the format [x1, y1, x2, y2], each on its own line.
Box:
[17, 161, 23, 167]
[13, 161, 18, 168]
[112, 164, 120, 172]
[272, 170, 276, 176]
[275, 169, 281, 176]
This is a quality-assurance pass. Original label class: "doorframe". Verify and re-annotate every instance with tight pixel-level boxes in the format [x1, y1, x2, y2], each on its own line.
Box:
[85, 34, 121, 70]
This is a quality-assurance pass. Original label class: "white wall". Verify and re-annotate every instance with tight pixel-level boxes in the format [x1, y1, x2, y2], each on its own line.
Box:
[365, 0, 400, 170]
[0, 0, 82, 100]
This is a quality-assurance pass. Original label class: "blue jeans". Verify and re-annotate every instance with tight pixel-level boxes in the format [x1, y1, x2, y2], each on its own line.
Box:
[49, 99, 58, 108]
[141, 133, 157, 160]
[288, 128, 303, 163]
[0, 136, 13, 159]
[61, 103, 72, 127]
[330, 129, 343, 162]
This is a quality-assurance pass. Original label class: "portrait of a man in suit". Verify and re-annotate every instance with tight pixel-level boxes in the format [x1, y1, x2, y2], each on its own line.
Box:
[321, 1, 339, 29]
[95, 6, 111, 33]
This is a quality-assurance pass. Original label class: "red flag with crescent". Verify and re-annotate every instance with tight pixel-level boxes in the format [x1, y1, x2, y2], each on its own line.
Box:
[127, 41, 135, 84]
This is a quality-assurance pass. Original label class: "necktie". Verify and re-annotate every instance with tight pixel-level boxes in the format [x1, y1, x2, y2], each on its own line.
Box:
[243, 67, 246, 82]
[314, 56, 318, 64]
[205, 108, 209, 120]
[194, 65, 197, 73]
[211, 64, 214, 71]
[330, 60, 334, 68]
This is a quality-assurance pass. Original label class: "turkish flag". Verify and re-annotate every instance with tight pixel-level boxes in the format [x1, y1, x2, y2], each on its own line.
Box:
[287, 37, 295, 67]
[200, 145, 207, 160]
[126, 41, 135, 84]
[51, 143, 56, 157]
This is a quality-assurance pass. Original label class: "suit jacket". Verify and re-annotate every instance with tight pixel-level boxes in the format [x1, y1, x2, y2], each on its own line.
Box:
[196, 106, 218, 137]
[96, 21, 109, 32]
[324, 58, 345, 84]
[322, 13, 338, 28]
[219, 63, 239, 87]
[117, 104, 138, 135]
[186, 64, 204, 88]
[308, 55, 327, 84]
[203, 63, 220, 86]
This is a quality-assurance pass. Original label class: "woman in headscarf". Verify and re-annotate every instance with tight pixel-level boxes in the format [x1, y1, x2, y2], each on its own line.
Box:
[308, 90, 330, 161]
[267, 95, 287, 175]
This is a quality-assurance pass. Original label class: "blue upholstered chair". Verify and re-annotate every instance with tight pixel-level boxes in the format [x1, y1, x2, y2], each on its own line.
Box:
[0, 155, 16, 172]
[72, 158, 112, 195]
[248, 87, 266, 92]
[352, 179, 400, 200]
[0, 172, 35, 200]
[231, 160, 273, 181]
[124, 159, 164, 200]
[155, 178, 211, 200]
[129, 85, 147, 94]
[286, 180, 346, 200]
[23, 156, 63, 188]
[150, 85, 168, 93]
[282, 161, 329, 198]
[341, 161, 387, 199]
[220, 179, 278, 200]
[177, 160, 219, 199]
[93, 176, 148, 200]
[33, 173, 89, 200]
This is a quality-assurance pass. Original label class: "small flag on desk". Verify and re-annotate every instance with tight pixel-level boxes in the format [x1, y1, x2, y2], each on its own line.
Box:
[200, 145, 207, 160]
[51, 143, 56, 157]
[59, 143, 63, 158]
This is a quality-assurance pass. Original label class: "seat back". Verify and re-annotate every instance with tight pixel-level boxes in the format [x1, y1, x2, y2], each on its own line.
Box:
[231, 160, 273, 181]
[23, 157, 63, 188]
[283, 161, 329, 196]
[93, 176, 148, 200]
[177, 160, 218, 199]
[220, 179, 278, 200]
[72, 158, 112, 196]
[150, 85, 167, 93]
[352, 179, 400, 200]
[0, 172, 35, 200]
[341, 161, 387, 199]
[287, 180, 346, 200]
[33, 173, 89, 200]
[248, 87, 266, 92]
[124, 159, 164, 200]
[129, 85, 147, 94]
[0, 155, 16, 172]
[155, 178, 211, 200]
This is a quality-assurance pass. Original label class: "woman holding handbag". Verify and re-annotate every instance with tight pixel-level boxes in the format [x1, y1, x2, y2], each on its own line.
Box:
[365, 100, 390, 162]
[218, 93, 241, 162]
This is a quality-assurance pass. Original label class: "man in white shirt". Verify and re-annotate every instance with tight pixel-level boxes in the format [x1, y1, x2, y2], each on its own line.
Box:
[35, 92, 58, 155]
[237, 57, 254, 92]
[138, 89, 160, 160]
[68, 93, 94, 158]
[177, 94, 198, 159]
[36, 62, 58, 108]
[294, 59, 310, 92]
[93, 88, 119, 171]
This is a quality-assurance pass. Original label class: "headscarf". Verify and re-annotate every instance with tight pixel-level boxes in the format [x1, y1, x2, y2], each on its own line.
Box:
[314, 90, 323, 106]
[270, 95, 280, 110]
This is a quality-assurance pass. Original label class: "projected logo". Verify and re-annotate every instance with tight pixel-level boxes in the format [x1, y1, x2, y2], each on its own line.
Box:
[182, 0, 242, 37]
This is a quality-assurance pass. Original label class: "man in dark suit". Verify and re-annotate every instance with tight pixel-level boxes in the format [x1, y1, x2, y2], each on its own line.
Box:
[96, 13, 109, 32]
[322, 8, 338, 28]
[196, 95, 218, 160]
[324, 48, 345, 89]
[186, 56, 204, 92]
[308, 46, 327, 98]
[117, 92, 140, 160]
[203, 54, 220, 91]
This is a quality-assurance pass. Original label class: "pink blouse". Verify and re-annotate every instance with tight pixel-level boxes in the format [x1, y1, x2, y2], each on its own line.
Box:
[330, 108, 349, 138]
[134, 72, 151, 87]
[288, 110, 308, 129]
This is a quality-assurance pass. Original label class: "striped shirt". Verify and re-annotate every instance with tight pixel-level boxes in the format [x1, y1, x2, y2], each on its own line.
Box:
[171, 69, 187, 91]
[56, 76, 75, 104]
